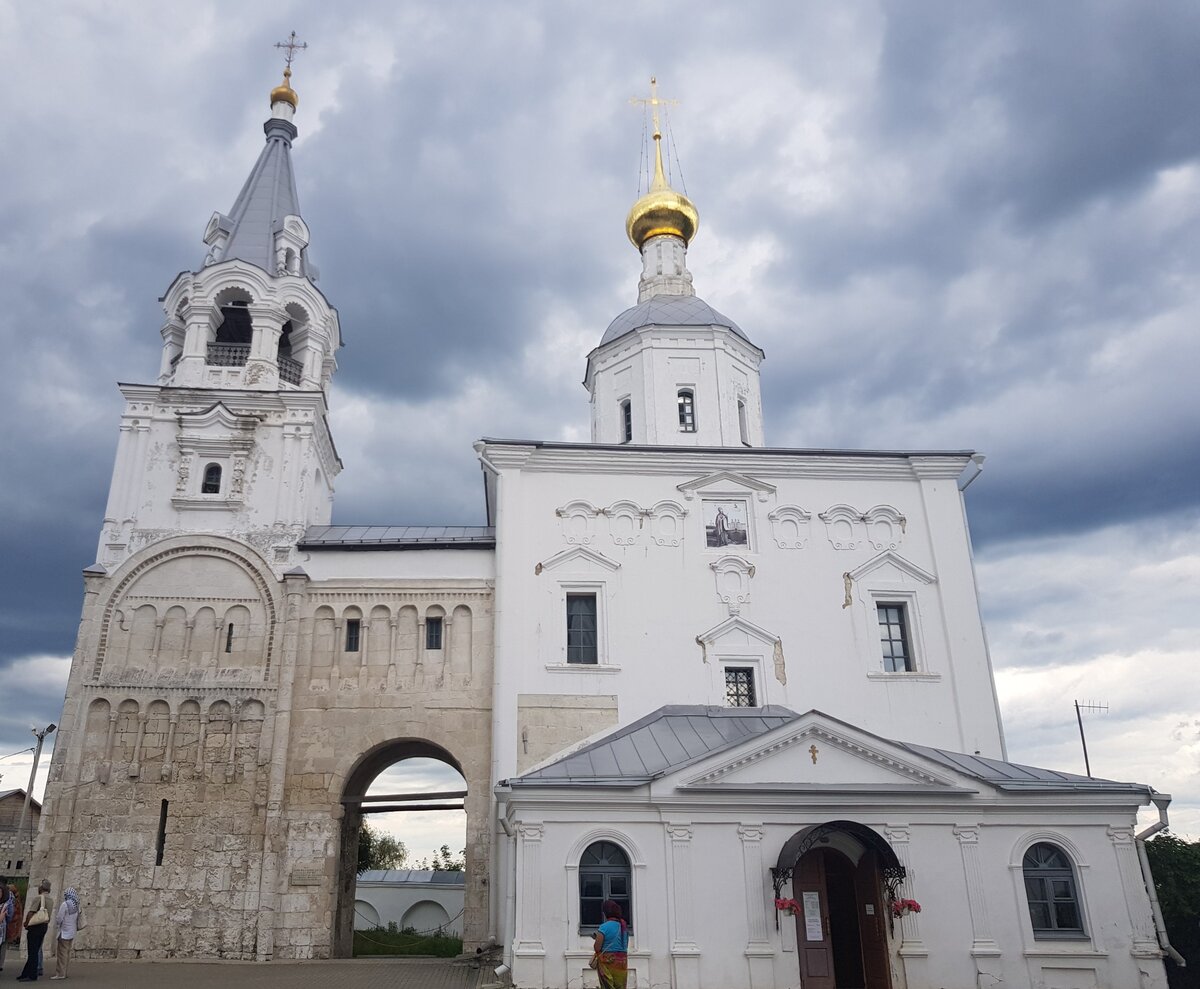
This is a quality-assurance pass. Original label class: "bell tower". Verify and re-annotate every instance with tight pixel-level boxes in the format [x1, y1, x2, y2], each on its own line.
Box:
[97, 53, 342, 572]
[585, 78, 765, 448]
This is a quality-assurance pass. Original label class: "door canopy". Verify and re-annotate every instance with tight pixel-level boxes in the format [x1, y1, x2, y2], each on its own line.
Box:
[770, 820, 906, 900]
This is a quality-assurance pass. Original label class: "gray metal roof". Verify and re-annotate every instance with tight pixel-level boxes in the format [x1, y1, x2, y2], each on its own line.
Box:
[207, 118, 312, 278]
[356, 869, 465, 886]
[510, 706, 1151, 795]
[895, 742, 1149, 792]
[600, 294, 754, 348]
[300, 525, 495, 550]
[512, 706, 799, 786]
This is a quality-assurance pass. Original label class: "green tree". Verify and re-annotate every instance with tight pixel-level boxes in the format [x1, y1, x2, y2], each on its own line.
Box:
[415, 844, 466, 871]
[1145, 832, 1200, 989]
[357, 821, 408, 874]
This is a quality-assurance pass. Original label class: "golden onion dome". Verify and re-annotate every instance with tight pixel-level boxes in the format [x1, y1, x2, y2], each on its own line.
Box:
[270, 67, 299, 108]
[626, 133, 698, 249]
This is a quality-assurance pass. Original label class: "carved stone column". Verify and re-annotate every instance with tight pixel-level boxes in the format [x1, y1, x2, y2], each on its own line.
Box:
[739, 824, 774, 989]
[667, 823, 701, 989]
[953, 825, 1000, 958]
[129, 713, 148, 778]
[161, 714, 178, 781]
[196, 714, 209, 779]
[99, 711, 118, 784]
[386, 617, 399, 688]
[1108, 826, 1160, 956]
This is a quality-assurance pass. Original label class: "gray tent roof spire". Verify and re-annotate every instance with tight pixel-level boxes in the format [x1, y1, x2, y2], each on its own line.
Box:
[201, 102, 315, 280]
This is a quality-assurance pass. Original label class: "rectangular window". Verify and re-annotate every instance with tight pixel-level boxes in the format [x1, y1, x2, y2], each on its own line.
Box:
[725, 666, 757, 707]
[620, 399, 632, 443]
[225, 623, 234, 654]
[345, 618, 361, 652]
[877, 604, 914, 672]
[677, 390, 696, 432]
[155, 799, 168, 866]
[566, 594, 598, 664]
[426, 616, 444, 650]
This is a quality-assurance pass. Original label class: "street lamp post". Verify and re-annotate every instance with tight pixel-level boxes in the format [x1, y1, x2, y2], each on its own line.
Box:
[16, 723, 56, 871]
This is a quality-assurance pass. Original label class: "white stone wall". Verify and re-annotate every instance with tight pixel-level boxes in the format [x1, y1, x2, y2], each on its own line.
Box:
[503, 789, 1166, 989]
[483, 442, 1005, 789]
[587, 326, 765, 447]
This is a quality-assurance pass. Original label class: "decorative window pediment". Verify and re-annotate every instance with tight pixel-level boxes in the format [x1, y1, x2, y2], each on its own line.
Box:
[819, 503, 863, 550]
[677, 470, 776, 503]
[696, 614, 779, 650]
[172, 403, 257, 511]
[535, 546, 621, 575]
[848, 550, 935, 585]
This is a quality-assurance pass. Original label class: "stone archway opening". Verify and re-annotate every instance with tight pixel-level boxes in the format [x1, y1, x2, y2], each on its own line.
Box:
[334, 739, 470, 958]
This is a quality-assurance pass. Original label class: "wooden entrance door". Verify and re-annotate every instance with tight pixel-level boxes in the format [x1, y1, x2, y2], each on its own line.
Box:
[854, 850, 891, 988]
[795, 848, 894, 989]
[794, 849, 836, 989]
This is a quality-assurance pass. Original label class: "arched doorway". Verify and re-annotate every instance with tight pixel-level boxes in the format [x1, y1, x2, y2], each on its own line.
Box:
[773, 821, 902, 989]
[334, 738, 469, 957]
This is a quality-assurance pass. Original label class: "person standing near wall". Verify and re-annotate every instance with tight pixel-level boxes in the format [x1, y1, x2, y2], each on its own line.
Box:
[17, 880, 51, 982]
[6, 883, 23, 963]
[0, 880, 12, 972]
[49, 888, 80, 981]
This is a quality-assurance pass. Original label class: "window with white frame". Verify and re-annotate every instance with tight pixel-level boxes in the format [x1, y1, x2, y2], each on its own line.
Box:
[737, 400, 750, 446]
[620, 399, 632, 443]
[1023, 842, 1086, 939]
[579, 840, 631, 932]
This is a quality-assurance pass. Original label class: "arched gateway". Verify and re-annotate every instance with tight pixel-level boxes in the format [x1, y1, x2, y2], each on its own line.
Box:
[333, 738, 489, 956]
[772, 821, 905, 989]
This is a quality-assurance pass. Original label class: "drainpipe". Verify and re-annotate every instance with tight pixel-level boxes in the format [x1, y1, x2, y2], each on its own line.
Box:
[1134, 792, 1185, 968]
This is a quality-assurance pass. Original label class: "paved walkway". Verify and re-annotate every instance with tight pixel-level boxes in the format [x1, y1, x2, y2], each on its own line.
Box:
[25, 957, 494, 988]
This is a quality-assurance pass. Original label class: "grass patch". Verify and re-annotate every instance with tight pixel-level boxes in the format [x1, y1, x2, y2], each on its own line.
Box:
[353, 926, 463, 958]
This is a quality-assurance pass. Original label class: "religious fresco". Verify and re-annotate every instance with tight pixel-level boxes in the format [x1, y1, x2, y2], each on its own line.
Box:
[703, 499, 749, 548]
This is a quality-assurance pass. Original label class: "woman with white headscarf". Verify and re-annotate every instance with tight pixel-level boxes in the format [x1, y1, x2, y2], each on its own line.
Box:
[49, 888, 81, 981]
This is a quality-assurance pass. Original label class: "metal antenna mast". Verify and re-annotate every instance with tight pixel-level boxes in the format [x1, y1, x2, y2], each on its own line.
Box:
[1073, 700, 1108, 778]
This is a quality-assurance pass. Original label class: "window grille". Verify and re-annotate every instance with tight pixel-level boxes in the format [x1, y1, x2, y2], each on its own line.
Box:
[725, 667, 757, 707]
[202, 463, 222, 494]
[345, 618, 361, 652]
[426, 617, 443, 650]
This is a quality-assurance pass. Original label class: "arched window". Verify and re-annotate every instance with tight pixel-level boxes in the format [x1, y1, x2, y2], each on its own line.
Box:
[738, 400, 750, 446]
[202, 463, 222, 494]
[620, 400, 633, 444]
[579, 840, 631, 931]
[1023, 842, 1084, 938]
[677, 389, 696, 432]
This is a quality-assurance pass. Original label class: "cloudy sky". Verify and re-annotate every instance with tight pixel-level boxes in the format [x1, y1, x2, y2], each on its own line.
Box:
[1, 2, 1197, 858]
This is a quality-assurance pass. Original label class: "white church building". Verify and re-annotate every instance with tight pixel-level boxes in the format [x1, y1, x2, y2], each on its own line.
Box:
[33, 67, 1175, 989]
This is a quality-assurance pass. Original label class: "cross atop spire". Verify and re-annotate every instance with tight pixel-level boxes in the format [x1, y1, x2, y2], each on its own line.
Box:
[274, 31, 308, 72]
[629, 76, 678, 140]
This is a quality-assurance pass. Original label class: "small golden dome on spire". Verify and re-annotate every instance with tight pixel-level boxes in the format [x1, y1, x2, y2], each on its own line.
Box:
[626, 77, 698, 249]
[270, 66, 299, 109]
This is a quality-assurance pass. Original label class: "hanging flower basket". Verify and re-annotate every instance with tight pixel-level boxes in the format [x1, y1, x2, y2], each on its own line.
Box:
[890, 898, 921, 918]
[774, 897, 802, 916]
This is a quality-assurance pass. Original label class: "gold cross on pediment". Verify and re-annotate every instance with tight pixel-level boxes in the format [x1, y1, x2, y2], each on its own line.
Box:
[809, 744, 820, 765]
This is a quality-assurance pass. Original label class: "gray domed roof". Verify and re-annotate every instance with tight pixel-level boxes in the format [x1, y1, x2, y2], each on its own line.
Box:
[600, 294, 753, 347]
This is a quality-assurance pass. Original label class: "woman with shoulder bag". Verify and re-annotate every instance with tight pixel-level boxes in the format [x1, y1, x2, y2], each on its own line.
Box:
[18, 880, 51, 982]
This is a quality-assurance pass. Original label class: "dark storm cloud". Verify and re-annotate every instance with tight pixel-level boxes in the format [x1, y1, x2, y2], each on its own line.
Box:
[1, 2, 1197, 823]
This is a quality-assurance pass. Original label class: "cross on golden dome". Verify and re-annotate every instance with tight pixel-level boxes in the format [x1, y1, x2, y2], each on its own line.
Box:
[625, 76, 698, 250]
[270, 31, 308, 109]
